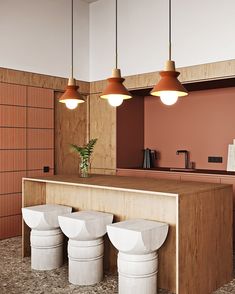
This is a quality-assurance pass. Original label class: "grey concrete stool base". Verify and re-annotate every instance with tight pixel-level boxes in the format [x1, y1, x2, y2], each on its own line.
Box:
[68, 238, 104, 285]
[107, 219, 169, 294]
[58, 210, 113, 285]
[22, 204, 72, 270]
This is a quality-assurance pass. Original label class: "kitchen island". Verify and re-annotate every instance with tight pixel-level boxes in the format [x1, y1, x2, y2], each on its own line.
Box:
[22, 174, 233, 294]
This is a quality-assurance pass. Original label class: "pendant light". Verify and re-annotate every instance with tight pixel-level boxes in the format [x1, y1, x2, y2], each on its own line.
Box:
[100, 0, 132, 107]
[151, 0, 188, 106]
[59, 0, 85, 110]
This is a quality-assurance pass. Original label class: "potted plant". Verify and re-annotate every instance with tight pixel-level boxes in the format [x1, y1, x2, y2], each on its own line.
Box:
[70, 138, 97, 178]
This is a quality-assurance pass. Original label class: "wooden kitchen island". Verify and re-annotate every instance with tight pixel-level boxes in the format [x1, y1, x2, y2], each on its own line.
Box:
[22, 174, 233, 294]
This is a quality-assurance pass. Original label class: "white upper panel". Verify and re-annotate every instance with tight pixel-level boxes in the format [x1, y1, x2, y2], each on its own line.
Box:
[0, 0, 235, 82]
[89, 0, 235, 81]
[0, 0, 90, 80]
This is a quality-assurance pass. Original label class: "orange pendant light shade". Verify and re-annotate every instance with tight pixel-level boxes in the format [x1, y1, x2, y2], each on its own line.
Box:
[59, 0, 85, 110]
[100, 0, 132, 107]
[59, 78, 85, 110]
[151, 62, 188, 98]
[151, 0, 188, 106]
[101, 69, 132, 107]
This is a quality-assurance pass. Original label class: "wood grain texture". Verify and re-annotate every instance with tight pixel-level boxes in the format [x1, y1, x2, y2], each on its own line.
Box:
[22, 174, 231, 196]
[117, 168, 181, 180]
[90, 59, 235, 94]
[89, 93, 116, 174]
[0, 67, 89, 93]
[54, 92, 87, 175]
[22, 175, 233, 294]
[91, 168, 117, 175]
[45, 182, 177, 292]
[22, 180, 46, 257]
[178, 186, 233, 294]
[89, 60, 235, 174]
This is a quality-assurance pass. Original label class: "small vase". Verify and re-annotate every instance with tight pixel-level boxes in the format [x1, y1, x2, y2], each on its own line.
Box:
[79, 160, 89, 178]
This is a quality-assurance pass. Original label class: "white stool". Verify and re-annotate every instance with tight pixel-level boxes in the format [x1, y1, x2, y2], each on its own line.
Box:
[22, 204, 72, 270]
[107, 219, 169, 294]
[58, 210, 113, 285]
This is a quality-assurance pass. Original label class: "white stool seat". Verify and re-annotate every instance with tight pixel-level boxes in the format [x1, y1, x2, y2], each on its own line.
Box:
[58, 210, 113, 286]
[107, 219, 169, 294]
[107, 218, 169, 254]
[22, 204, 72, 230]
[22, 204, 72, 270]
[58, 210, 113, 240]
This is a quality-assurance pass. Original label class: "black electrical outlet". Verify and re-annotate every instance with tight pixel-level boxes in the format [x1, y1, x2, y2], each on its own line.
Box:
[208, 156, 223, 163]
[43, 166, 50, 173]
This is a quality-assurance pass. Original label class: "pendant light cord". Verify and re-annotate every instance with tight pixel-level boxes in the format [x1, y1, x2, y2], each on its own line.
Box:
[115, 0, 118, 69]
[169, 0, 172, 61]
[71, 0, 74, 78]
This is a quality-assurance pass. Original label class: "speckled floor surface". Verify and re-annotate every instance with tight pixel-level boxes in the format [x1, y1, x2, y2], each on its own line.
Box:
[0, 237, 234, 294]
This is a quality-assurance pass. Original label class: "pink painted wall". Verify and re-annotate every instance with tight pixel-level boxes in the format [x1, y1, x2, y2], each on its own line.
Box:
[144, 87, 235, 170]
[117, 96, 144, 168]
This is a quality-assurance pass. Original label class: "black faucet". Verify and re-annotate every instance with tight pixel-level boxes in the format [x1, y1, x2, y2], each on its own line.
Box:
[176, 150, 190, 169]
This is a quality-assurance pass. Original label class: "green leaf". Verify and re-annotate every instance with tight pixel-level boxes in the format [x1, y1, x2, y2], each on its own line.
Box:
[70, 138, 98, 162]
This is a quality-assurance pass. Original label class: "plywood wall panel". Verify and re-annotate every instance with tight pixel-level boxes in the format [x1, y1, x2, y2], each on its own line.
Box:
[90, 60, 235, 94]
[90, 168, 116, 175]
[54, 92, 87, 175]
[0, 67, 89, 93]
[0, 193, 22, 217]
[89, 93, 116, 174]
[0, 150, 26, 171]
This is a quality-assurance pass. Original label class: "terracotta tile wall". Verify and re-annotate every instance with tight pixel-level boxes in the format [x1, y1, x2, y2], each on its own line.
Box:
[0, 83, 54, 240]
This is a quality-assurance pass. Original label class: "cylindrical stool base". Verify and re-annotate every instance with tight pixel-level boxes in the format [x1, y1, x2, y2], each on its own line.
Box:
[68, 238, 104, 285]
[118, 252, 158, 294]
[30, 228, 64, 270]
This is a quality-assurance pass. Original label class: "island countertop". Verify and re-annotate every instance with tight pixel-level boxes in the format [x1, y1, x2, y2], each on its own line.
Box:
[23, 173, 231, 197]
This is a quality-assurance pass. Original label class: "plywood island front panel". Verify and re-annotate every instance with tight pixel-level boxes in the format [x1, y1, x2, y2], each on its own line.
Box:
[22, 174, 233, 294]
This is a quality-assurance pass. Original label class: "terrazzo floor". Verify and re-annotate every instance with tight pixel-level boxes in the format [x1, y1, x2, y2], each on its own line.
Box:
[0, 237, 234, 294]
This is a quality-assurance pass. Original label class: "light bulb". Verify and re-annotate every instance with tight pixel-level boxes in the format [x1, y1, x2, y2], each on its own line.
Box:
[160, 91, 178, 106]
[107, 95, 124, 107]
[65, 99, 79, 110]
